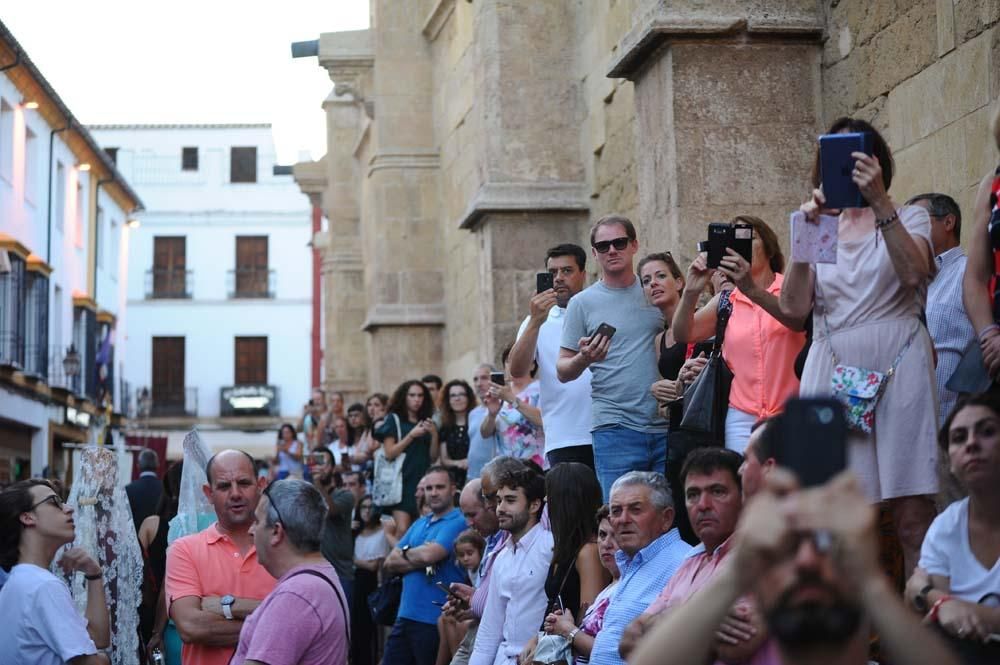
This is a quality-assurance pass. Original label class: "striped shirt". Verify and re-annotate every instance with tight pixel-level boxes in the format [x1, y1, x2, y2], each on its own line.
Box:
[927, 247, 975, 425]
[589, 528, 692, 665]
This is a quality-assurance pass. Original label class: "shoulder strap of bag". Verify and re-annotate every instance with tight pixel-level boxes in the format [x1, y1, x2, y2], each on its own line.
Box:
[392, 412, 403, 441]
[713, 290, 733, 352]
[288, 569, 351, 656]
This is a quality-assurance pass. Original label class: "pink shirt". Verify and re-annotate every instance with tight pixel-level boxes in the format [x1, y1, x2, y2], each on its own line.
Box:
[231, 562, 347, 665]
[165, 524, 276, 665]
[642, 537, 781, 665]
[722, 273, 805, 418]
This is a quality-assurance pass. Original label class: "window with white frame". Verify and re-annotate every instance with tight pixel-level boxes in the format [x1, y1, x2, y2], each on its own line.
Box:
[54, 161, 65, 230]
[24, 126, 37, 203]
[0, 99, 12, 182]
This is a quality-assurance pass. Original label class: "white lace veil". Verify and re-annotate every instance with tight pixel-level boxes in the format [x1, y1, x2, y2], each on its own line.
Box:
[55, 445, 143, 665]
[168, 429, 217, 544]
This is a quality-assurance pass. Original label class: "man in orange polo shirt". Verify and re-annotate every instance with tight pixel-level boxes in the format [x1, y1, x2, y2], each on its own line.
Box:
[165, 449, 276, 665]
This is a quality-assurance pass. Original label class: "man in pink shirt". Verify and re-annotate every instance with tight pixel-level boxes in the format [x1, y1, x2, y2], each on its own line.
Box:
[620, 448, 769, 663]
[165, 450, 276, 665]
[231, 478, 349, 664]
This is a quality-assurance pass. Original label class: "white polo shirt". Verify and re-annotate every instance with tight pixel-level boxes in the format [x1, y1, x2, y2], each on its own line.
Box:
[517, 306, 592, 454]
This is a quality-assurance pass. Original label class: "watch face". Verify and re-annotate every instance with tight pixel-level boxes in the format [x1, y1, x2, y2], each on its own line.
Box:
[221, 594, 236, 606]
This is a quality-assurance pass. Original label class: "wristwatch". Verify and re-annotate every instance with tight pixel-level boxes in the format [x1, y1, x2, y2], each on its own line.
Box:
[220, 594, 236, 620]
[401, 545, 411, 561]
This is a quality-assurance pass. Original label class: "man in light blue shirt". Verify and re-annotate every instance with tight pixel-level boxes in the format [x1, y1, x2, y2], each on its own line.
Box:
[908, 193, 975, 426]
[467, 363, 499, 480]
[589, 471, 692, 665]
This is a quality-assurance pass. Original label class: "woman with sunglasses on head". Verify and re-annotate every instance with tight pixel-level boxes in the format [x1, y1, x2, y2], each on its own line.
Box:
[0, 479, 111, 665]
[438, 379, 478, 488]
[672, 216, 807, 455]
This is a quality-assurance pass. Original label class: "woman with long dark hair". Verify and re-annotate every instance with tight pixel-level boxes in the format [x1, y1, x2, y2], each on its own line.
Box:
[375, 379, 440, 534]
[439, 379, 477, 487]
[352, 495, 389, 665]
[139, 461, 184, 663]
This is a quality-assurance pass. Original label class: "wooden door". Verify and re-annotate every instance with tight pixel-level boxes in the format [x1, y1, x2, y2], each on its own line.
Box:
[152, 336, 185, 414]
[235, 236, 268, 296]
[234, 336, 267, 385]
[153, 237, 186, 297]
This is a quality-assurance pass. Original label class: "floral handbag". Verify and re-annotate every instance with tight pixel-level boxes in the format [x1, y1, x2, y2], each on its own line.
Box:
[826, 327, 918, 434]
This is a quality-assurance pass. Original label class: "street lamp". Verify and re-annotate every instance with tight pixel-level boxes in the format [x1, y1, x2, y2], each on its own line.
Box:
[63, 345, 81, 388]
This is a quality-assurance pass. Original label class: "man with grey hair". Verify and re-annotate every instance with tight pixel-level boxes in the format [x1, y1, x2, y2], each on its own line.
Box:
[126, 448, 161, 533]
[231, 478, 349, 664]
[467, 363, 500, 479]
[907, 192, 974, 426]
[588, 471, 691, 665]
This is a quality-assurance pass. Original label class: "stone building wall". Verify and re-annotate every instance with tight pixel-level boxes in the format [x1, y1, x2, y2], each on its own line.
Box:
[296, 0, 1000, 398]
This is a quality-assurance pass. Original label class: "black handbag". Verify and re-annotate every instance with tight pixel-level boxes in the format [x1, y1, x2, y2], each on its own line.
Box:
[367, 575, 403, 626]
[679, 291, 734, 445]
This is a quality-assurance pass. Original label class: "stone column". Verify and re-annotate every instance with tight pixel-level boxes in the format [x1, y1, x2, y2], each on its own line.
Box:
[607, 0, 825, 266]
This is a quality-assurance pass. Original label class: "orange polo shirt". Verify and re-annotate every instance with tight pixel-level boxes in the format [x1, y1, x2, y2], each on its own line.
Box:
[721, 273, 805, 418]
[164, 523, 276, 665]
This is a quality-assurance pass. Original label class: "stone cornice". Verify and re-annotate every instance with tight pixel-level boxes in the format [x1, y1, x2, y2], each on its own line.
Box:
[292, 159, 327, 196]
[362, 303, 446, 331]
[457, 182, 590, 230]
[367, 149, 441, 177]
[607, 5, 823, 80]
[318, 30, 374, 109]
[422, 0, 456, 42]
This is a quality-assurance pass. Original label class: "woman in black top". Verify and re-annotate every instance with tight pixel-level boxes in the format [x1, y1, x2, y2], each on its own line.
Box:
[438, 379, 477, 487]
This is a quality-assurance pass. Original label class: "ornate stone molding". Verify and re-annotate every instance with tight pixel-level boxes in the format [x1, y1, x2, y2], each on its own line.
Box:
[457, 181, 590, 230]
[318, 30, 374, 112]
[362, 303, 447, 331]
[607, 4, 823, 80]
[422, 0, 456, 42]
[292, 160, 327, 201]
[367, 149, 441, 177]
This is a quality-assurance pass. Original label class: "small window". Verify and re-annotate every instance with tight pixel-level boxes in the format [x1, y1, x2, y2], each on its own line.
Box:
[230, 147, 257, 183]
[54, 162, 65, 231]
[181, 147, 198, 171]
[104, 147, 118, 165]
[24, 127, 37, 203]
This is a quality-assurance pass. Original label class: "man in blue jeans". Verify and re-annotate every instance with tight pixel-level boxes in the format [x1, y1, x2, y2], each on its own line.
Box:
[558, 214, 668, 498]
[381, 466, 467, 665]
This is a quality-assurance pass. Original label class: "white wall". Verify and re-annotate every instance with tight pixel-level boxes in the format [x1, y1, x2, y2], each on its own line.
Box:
[89, 125, 312, 422]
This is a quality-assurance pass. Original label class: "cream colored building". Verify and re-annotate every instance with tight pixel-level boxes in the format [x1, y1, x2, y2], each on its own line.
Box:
[293, 0, 999, 399]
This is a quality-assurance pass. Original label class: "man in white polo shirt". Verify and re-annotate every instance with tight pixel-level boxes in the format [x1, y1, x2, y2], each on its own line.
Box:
[509, 243, 594, 469]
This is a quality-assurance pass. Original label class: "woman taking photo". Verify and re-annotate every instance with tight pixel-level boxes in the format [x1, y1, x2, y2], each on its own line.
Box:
[673, 216, 806, 454]
[481, 345, 546, 468]
[352, 495, 390, 665]
[438, 379, 477, 487]
[779, 116, 938, 576]
[375, 380, 440, 534]
[367, 392, 389, 431]
[962, 103, 1000, 381]
[274, 423, 304, 480]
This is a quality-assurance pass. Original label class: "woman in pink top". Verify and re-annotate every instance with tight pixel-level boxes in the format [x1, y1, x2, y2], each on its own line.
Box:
[673, 216, 807, 453]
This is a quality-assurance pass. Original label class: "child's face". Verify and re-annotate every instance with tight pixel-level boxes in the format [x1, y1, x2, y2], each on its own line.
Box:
[455, 542, 482, 572]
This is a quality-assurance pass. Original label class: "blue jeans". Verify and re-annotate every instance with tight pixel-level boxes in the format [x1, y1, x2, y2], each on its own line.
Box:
[383, 618, 440, 665]
[592, 426, 668, 501]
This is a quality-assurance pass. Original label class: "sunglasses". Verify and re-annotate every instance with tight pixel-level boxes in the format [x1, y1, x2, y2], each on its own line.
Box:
[29, 494, 66, 511]
[593, 236, 631, 253]
[262, 482, 286, 528]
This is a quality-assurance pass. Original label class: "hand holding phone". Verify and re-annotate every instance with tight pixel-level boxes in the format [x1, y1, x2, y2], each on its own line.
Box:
[490, 371, 506, 386]
[770, 398, 847, 487]
[536, 272, 554, 294]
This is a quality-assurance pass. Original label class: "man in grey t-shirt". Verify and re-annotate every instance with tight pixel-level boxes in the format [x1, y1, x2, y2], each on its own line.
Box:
[557, 214, 667, 498]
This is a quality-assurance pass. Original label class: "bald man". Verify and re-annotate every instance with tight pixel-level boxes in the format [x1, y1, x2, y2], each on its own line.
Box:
[164, 450, 276, 665]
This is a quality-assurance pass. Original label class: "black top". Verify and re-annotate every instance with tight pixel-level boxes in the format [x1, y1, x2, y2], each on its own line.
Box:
[126, 475, 163, 534]
[439, 424, 470, 462]
[542, 555, 581, 623]
[148, 513, 170, 585]
[658, 332, 687, 431]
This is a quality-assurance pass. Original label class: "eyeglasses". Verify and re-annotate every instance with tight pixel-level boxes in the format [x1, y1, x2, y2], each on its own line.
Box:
[29, 494, 65, 511]
[593, 236, 631, 253]
[262, 482, 285, 528]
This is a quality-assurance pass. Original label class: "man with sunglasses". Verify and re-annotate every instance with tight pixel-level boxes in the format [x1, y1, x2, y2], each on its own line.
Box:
[0, 479, 110, 665]
[558, 214, 669, 499]
[164, 449, 275, 665]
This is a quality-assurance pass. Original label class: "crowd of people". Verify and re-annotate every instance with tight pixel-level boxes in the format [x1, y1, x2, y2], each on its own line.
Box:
[1, 108, 999, 665]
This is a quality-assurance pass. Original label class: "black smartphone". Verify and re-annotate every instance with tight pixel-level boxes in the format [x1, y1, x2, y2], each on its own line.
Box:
[706, 222, 753, 269]
[536, 272, 554, 294]
[594, 322, 617, 340]
[819, 132, 872, 209]
[772, 398, 847, 487]
[490, 371, 506, 386]
[436, 581, 460, 600]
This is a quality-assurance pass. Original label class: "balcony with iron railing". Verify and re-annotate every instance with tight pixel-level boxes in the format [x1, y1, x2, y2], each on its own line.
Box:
[147, 386, 199, 418]
[0, 331, 25, 371]
[226, 268, 275, 299]
[145, 268, 193, 299]
[47, 344, 84, 394]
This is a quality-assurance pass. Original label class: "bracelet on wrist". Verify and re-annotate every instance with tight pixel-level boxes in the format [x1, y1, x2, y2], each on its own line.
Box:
[926, 595, 953, 623]
[875, 211, 900, 230]
[567, 627, 581, 643]
[978, 324, 1000, 341]
[84, 572, 102, 581]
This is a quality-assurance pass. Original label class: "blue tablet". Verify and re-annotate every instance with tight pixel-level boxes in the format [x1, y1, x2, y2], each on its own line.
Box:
[819, 132, 872, 209]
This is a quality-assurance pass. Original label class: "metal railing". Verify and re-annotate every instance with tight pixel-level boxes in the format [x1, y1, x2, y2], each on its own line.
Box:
[145, 268, 193, 299]
[149, 386, 198, 417]
[226, 268, 275, 299]
[47, 344, 83, 394]
[0, 331, 25, 370]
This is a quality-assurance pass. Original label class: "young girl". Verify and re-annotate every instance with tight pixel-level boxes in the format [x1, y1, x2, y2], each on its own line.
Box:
[454, 529, 486, 587]
[436, 530, 487, 665]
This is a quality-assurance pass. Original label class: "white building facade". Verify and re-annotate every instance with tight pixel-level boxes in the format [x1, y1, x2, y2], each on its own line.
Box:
[0, 21, 142, 483]
[89, 124, 312, 459]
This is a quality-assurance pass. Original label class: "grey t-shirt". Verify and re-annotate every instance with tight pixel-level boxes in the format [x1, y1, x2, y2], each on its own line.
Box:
[561, 279, 667, 433]
[320, 488, 356, 581]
